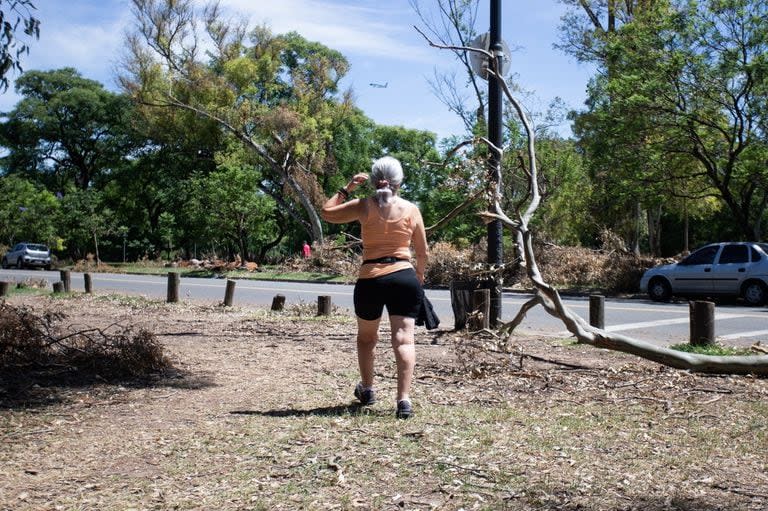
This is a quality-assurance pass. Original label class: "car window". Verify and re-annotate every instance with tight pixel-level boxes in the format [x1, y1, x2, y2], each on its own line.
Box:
[12, 244, 22, 251]
[682, 245, 719, 265]
[717, 245, 749, 264]
[751, 247, 762, 262]
[759, 244, 768, 255]
[28, 244, 48, 251]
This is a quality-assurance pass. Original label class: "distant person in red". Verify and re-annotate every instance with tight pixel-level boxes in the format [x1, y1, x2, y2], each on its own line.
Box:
[302, 241, 311, 259]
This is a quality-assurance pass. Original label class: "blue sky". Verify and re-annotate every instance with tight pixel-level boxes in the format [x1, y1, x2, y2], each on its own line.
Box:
[1, 0, 596, 140]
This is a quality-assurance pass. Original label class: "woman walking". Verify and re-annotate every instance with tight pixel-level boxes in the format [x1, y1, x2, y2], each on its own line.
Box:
[321, 156, 428, 419]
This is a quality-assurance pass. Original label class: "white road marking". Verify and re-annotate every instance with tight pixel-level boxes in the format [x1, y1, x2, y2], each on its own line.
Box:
[719, 329, 768, 341]
[604, 313, 746, 332]
[555, 312, 748, 337]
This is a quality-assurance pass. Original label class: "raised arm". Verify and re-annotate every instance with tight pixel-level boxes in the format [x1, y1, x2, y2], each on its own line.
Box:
[321, 173, 369, 224]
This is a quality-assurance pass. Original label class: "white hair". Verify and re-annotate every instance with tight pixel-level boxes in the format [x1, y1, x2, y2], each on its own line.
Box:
[370, 156, 403, 206]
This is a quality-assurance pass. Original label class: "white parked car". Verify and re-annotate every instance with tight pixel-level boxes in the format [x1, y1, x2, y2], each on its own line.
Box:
[1, 242, 53, 270]
[639, 242, 768, 305]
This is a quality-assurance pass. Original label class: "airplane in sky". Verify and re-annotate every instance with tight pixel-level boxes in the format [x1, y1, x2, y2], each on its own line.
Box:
[369, 82, 388, 88]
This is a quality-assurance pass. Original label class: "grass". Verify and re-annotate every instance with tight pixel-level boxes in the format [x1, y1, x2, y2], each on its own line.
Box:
[669, 342, 756, 356]
[66, 261, 347, 283]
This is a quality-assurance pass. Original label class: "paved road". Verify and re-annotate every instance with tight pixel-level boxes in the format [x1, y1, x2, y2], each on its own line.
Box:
[2, 269, 767, 347]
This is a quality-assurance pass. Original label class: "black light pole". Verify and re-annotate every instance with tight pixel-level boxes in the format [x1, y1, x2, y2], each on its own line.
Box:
[487, 0, 503, 326]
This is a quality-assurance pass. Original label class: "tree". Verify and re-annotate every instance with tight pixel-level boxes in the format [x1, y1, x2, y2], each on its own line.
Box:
[0, 0, 39, 91]
[186, 154, 281, 263]
[0, 174, 58, 246]
[103, 89, 224, 261]
[57, 189, 115, 265]
[562, 0, 768, 243]
[122, 0, 355, 243]
[0, 68, 137, 191]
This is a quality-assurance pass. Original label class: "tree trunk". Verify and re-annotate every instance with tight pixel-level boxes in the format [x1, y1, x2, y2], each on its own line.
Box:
[93, 233, 101, 267]
[632, 201, 641, 256]
[647, 204, 662, 256]
[683, 200, 690, 255]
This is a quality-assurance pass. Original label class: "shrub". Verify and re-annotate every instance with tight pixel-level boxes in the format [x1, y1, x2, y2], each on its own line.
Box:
[0, 302, 171, 380]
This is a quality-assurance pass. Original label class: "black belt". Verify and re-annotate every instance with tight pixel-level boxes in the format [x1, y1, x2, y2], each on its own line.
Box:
[362, 256, 410, 264]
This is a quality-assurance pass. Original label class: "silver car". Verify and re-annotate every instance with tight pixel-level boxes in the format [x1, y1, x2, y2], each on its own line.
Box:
[1, 242, 53, 270]
[640, 242, 768, 305]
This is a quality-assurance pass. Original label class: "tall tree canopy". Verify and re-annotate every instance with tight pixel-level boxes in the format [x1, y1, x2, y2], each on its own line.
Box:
[122, 0, 356, 243]
[0, 68, 137, 191]
[564, 0, 768, 244]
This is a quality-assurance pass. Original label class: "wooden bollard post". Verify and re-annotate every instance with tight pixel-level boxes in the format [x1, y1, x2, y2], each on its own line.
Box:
[690, 300, 715, 346]
[52, 282, 64, 294]
[469, 288, 490, 330]
[0, 281, 9, 297]
[223, 279, 236, 306]
[271, 294, 285, 311]
[84, 273, 93, 294]
[59, 270, 71, 292]
[167, 272, 180, 303]
[589, 295, 605, 329]
[317, 295, 332, 316]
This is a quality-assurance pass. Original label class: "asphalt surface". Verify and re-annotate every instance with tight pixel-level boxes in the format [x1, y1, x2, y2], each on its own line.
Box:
[2, 268, 767, 347]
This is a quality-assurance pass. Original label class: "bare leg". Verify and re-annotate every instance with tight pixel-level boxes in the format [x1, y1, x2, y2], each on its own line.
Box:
[389, 315, 416, 402]
[356, 317, 381, 388]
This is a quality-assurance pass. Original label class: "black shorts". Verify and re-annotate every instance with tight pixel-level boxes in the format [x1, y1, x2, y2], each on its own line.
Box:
[354, 268, 423, 320]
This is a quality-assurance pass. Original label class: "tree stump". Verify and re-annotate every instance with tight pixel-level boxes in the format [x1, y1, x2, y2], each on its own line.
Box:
[59, 270, 71, 292]
[0, 281, 9, 297]
[690, 300, 715, 346]
[53, 282, 64, 294]
[317, 295, 332, 316]
[84, 273, 93, 294]
[468, 288, 490, 330]
[271, 294, 285, 311]
[223, 279, 236, 306]
[167, 272, 180, 303]
[450, 279, 494, 330]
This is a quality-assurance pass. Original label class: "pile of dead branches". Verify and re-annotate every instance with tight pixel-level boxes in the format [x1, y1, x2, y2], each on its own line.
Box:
[0, 302, 171, 383]
[527, 242, 660, 294]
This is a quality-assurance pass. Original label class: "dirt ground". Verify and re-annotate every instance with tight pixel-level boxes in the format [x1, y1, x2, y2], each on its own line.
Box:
[1, 293, 767, 511]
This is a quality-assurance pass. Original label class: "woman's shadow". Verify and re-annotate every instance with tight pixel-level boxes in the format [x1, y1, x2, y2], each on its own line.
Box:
[230, 402, 387, 418]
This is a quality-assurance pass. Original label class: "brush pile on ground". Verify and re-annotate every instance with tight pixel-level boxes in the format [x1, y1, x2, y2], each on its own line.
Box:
[530, 243, 661, 294]
[0, 301, 171, 387]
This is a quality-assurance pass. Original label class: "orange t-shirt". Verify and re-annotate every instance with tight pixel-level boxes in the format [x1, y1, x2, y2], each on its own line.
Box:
[359, 199, 423, 280]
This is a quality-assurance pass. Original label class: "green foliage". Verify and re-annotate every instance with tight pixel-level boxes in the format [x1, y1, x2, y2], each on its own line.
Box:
[669, 343, 755, 357]
[56, 189, 115, 261]
[125, 2, 357, 242]
[186, 152, 279, 262]
[0, 68, 137, 191]
[0, 0, 39, 91]
[0, 174, 58, 245]
[567, 0, 768, 248]
[529, 137, 593, 245]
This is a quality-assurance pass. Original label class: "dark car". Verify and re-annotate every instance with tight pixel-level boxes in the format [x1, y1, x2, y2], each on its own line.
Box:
[639, 242, 768, 305]
[1, 242, 53, 270]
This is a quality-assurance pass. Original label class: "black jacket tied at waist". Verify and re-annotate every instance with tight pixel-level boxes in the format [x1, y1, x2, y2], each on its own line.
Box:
[416, 289, 440, 330]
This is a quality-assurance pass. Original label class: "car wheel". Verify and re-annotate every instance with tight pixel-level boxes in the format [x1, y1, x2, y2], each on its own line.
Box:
[648, 278, 672, 301]
[741, 281, 767, 306]
[1, 257, 7, 269]
[16, 258, 23, 269]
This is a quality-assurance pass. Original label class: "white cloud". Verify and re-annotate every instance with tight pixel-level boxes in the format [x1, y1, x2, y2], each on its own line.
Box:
[220, 0, 435, 62]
